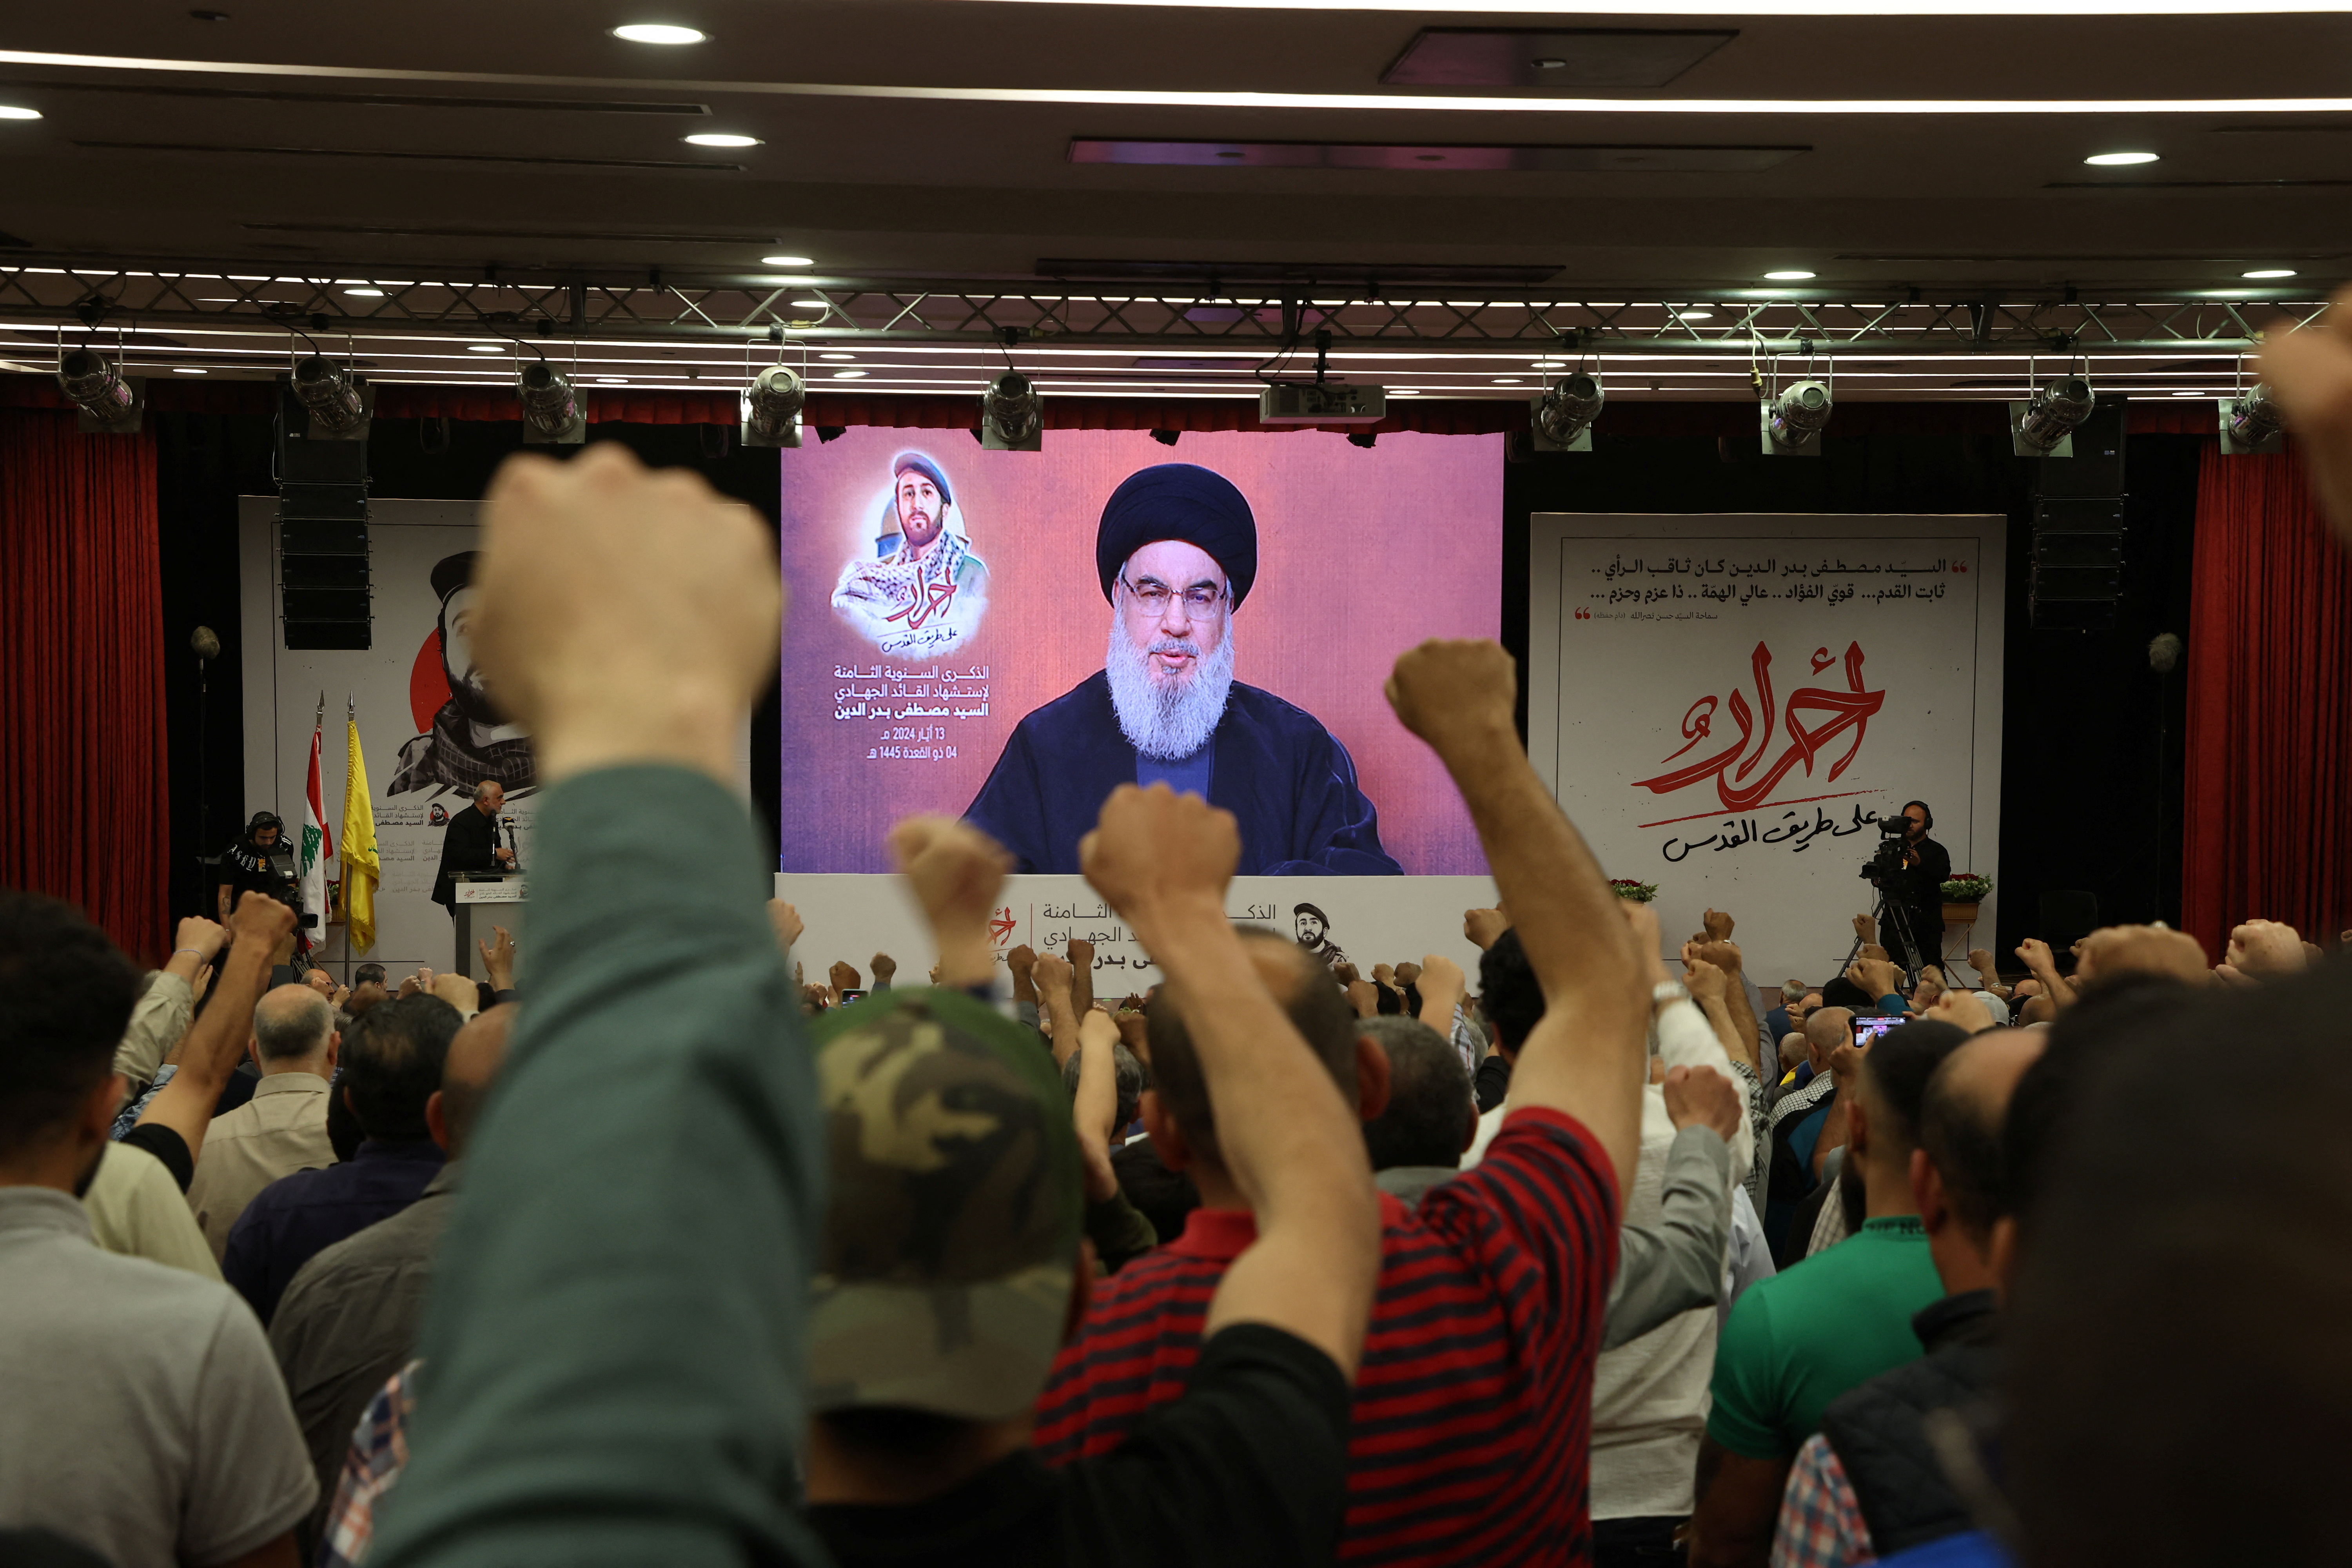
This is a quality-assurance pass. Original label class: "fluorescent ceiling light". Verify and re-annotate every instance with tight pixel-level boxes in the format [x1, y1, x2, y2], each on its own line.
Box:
[597, 377, 630, 384]
[791, 298, 827, 307]
[1676, 310, 1717, 319]
[833, 369, 867, 378]
[173, 366, 209, 374]
[2, 49, 2349, 116]
[343, 287, 384, 297]
[466, 344, 503, 353]
[612, 24, 706, 44]
[1492, 377, 1523, 384]
[2084, 150, 2161, 165]
[762, 254, 813, 267]
[1764, 269, 1817, 281]
[821, 352, 857, 360]
[0, 105, 40, 120]
[2243, 268, 2297, 279]
[685, 132, 760, 147]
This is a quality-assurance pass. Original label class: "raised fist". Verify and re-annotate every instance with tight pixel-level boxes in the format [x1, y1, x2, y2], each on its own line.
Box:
[1385, 639, 1518, 754]
[1463, 907, 1510, 951]
[829, 960, 861, 995]
[870, 953, 897, 983]
[767, 900, 804, 955]
[1662, 1064, 1742, 1141]
[2221, 918, 2307, 984]
[888, 817, 1012, 937]
[227, 890, 296, 951]
[1032, 949, 1076, 998]
[1682, 957, 1729, 1005]
[1702, 908, 1735, 941]
[1079, 783, 1238, 931]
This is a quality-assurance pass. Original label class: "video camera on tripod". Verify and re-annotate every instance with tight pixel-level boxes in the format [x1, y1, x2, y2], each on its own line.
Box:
[1859, 813, 1912, 889]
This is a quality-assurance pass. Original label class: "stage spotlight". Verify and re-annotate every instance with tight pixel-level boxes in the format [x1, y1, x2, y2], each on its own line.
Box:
[1151, 428, 1181, 446]
[1761, 380, 1832, 456]
[56, 346, 143, 434]
[2012, 374, 2096, 457]
[518, 360, 586, 445]
[1347, 431, 1377, 449]
[2219, 383, 2284, 456]
[1530, 370, 1604, 453]
[980, 368, 1042, 451]
[292, 354, 371, 440]
[740, 363, 805, 448]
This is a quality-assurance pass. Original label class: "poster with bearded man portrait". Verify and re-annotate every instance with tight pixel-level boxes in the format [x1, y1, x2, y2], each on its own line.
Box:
[774, 427, 1500, 876]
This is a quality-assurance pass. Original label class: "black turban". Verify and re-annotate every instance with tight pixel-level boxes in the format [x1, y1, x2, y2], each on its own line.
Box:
[1095, 463, 1259, 612]
[429, 551, 478, 605]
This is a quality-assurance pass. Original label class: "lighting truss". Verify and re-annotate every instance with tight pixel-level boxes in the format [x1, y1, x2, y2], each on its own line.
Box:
[0, 257, 2329, 401]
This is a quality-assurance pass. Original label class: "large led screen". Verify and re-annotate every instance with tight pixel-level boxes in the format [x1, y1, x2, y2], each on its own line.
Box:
[777, 426, 1502, 875]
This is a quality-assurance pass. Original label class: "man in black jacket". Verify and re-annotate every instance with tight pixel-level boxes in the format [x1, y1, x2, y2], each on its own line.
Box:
[1768, 1020, 2043, 1566]
[1886, 800, 1951, 972]
[431, 781, 515, 963]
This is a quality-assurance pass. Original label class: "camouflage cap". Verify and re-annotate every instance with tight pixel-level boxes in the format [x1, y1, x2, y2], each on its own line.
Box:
[806, 986, 1083, 1420]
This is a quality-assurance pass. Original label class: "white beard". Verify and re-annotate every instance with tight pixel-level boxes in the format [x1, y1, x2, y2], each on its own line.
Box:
[1105, 614, 1235, 761]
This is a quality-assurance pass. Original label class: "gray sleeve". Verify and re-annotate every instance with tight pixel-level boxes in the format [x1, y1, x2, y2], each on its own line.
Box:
[1739, 971, 1773, 1063]
[182, 1292, 320, 1566]
[111, 972, 194, 1090]
[1601, 1127, 1733, 1352]
[1016, 998, 1042, 1033]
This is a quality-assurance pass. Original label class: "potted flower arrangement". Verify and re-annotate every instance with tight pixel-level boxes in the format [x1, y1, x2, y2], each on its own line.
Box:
[1609, 878, 1659, 904]
[1939, 874, 1992, 924]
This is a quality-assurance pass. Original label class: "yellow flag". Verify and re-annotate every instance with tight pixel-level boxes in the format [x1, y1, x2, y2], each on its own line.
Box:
[341, 715, 381, 953]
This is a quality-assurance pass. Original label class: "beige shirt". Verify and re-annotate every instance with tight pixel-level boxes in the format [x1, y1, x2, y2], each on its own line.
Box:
[111, 971, 195, 1090]
[84, 1141, 223, 1281]
[187, 1071, 336, 1261]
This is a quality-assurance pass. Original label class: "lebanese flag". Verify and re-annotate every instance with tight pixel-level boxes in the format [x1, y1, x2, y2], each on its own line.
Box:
[300, 723, 334, 929]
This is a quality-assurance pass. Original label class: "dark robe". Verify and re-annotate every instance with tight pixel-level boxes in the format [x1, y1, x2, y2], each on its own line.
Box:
[964, 671, 1400, 875]
[1890, 833, 1953, 965]
[432, 806, 505, 910]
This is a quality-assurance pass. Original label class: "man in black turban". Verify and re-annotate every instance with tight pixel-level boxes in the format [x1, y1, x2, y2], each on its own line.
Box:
[388, 551, 537, 798]
[964, 463, 1399, 875]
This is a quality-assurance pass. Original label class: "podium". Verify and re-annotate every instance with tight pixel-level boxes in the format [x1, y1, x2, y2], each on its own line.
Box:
[451, 872, 527, 983]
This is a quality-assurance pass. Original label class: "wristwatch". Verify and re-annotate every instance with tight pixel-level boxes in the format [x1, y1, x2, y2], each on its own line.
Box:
[1651, 980, 1690, 1009]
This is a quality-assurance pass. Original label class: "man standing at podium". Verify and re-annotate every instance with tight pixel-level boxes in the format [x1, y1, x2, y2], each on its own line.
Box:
[432, 780, 515, 959]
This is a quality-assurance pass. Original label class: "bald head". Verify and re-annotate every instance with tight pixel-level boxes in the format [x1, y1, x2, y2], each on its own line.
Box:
[1920, 1027, 2047, 1241]
[1778, 1031, 1808, 1074]
[429, 1002, 514, 1158]
[1804, 1007, 1853, 1064]
[251, 983, 335, 1068]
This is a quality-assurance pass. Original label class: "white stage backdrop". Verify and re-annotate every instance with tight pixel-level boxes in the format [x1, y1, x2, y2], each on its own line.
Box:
[239, 497, 751, 980]
[1526, 514, 2005, 983]
[773, 873, 1499, 994]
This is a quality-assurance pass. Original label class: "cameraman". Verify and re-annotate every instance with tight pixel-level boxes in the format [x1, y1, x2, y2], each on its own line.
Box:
[1886, 799, 1951, 969]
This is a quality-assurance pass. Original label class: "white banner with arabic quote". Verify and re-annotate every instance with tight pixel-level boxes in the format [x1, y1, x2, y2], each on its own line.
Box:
[774, 873, 1499, 996]
[1526, 513, 2005, 983]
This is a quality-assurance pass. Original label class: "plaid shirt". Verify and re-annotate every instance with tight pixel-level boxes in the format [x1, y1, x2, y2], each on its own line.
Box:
[319, 1361, 419, 1568]
[1772, 1431, 1877, 1568]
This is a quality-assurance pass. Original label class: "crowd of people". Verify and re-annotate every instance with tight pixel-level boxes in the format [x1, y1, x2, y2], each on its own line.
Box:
[7, 296, 2352, 1567]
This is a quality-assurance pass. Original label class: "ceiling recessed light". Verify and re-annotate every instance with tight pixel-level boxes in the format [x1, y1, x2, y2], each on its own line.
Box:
[821, 352, 857, 360]
[1763, 269, 1816, 281]
[612, 23, 705, 44]
[762, 254, 814, 267]
[342, 287, 383, 297]
[0, 106, 41, 121]
[2084, 150, 2160, 166]
[172, 366, 209, 374]
[685, 132, 760, 148]
[466, 344, 503, 353]
[833, 369, 867, 379]
[791, 298, 827, 308]
[2243, 268, 2297, 279]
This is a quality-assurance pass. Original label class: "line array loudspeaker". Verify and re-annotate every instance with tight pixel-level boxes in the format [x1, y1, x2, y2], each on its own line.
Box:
[276, 380, 372, 649]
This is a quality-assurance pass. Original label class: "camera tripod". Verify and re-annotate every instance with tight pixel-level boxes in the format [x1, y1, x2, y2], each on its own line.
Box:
[1842, 883, 1934, 986]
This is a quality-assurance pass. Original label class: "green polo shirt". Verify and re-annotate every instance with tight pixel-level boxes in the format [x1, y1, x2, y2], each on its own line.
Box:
[1706, 1215, 1946, 1460]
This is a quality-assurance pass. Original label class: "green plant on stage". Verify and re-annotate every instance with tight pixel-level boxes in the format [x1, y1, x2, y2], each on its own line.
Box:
[1609, 878, 1659, 904]
[1940, 875, 1993, 902]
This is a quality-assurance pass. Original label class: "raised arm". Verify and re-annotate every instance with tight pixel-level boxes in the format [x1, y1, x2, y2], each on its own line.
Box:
[1082, 784, 1382, 1379]
[135, 893, 291, 1164]
[1386, 640, 1649, 1194]
[888, 816, 1009, 991]
[1031, 950, 1080, 1067]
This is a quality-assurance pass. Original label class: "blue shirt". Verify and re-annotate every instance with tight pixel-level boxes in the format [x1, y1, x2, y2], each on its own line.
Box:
[223, 1138, 445, 1324]
[1136, 743, 1214, 799]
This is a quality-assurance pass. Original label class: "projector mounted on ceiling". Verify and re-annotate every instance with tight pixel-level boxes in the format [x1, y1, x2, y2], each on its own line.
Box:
[1259, 382, 1388, 425]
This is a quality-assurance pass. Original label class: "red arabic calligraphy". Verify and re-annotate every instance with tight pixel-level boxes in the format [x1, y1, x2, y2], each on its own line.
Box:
[1633, 641, 1885, 811]
[886, 575, 959, 631]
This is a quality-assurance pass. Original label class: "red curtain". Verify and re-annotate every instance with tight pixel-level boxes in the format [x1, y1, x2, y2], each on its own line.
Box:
[2181, 443, 2352, 957]
[0, 410, 170, 964]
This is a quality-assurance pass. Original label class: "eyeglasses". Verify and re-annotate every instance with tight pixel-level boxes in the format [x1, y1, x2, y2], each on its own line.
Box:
[1119, 575, 1227, 616]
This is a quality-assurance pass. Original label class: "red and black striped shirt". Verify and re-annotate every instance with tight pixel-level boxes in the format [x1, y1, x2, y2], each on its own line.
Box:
[1034, 1107, 1621, 1566]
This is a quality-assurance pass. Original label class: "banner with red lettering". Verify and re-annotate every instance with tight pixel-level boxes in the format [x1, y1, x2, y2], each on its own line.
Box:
[1527, 513, 2007, 982]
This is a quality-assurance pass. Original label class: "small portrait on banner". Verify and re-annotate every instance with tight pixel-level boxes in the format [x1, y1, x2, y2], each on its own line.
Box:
[830, 450, 991, 657]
